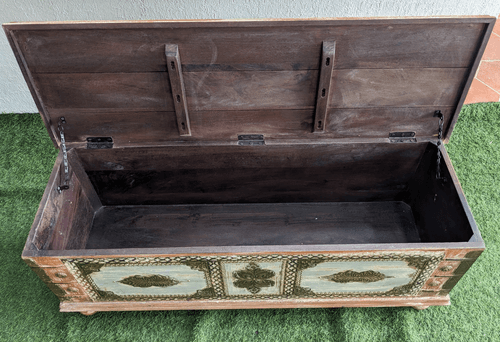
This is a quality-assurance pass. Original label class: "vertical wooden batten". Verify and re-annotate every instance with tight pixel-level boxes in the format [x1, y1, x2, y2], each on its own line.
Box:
[314, 41, 336, 133]
[165, 44, 192, 136]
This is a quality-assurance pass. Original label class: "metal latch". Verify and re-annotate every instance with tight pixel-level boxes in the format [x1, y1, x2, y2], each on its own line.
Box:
[238, 134, 265, 146]
[389, 132, 416, 143]
[86, 137, 113, 149]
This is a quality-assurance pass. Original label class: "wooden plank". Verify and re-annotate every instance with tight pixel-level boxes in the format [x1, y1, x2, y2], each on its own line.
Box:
[67, 149, 102, 211]
[3, 28, 58, 146]
[23, 241, 485, 258]
[313, 41, 335, 133]
[444, 18, 496, 142]
[47, 175, 95, 250]
[50, 107, 456, 143]
[329, 68, 467, 108]
[183, 70, 317, 111]
[325, 107, 454, 138]
[50, 111, 179, 145]
[27, 153, 64, 251]
[36, 72, 174, 110]
[51, 109, 313, 145]
[165, 44, 191, 136]
[85, 202, 419, 249]
[4, 16, 494, 30]
[11, 23, 486, 73]
[59, 295, 451, 313]
[76, 142, 426, 171]
[188, 109, 314, 139]
[81, 143, 425, 205]
[36, 68, 467, 114]
[86, 168, 410, 205]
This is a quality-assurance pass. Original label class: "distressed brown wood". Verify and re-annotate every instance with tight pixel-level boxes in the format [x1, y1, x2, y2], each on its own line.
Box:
[35, 73, 173, 111]
[328, 68, 467, 108]
[165, 44, 191, 136]
[80, 143, 426, 205]
[6, 17, 493, 313]
[46, 175, 94, 250]
[445, 18, 497, 142]
[34, 68, 466, 112]
[59, 295, 451, 313]
[5, 17, 492, 145]
[9, 22, 487, 73]
[3, 29, 58, 146]
[85, 201, 420, 249]
[313, 41, 336, 132]
[325, 107, 455, 139]
[29, 153, 64, 250]
[47, 107, 457, 144]
[76, 143, 425, 171]
[67, 149, 102, 211]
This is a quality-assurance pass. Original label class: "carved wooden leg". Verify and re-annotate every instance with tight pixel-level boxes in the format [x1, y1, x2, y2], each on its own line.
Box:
[412, 305, 429, 311]
[80, 311, 97, 316]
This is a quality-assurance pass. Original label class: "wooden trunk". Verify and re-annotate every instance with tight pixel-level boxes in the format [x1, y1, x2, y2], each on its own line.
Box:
[4, 16, 495, 314]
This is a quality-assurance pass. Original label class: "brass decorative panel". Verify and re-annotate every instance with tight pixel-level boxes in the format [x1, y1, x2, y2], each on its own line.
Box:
[63, 251, 443, 302]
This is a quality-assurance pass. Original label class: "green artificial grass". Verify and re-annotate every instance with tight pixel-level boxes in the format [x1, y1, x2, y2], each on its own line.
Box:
[1, 103, 499, 342]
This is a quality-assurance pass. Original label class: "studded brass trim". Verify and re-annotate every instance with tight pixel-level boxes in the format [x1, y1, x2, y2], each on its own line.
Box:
[62, 251, 443, 302]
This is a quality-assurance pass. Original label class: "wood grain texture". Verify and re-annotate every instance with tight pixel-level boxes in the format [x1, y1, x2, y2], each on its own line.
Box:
[50, 111, 178, 145]
[29, 154, 65, 250]
[5, 18, 494, 146]
[85, 201, 419, 249]
[49, 107, 455, 144]
[22, 257, 66, 268]
[313, 41, 335, 133]
[11, 23, 486, 73]
[445, 19, 496, 142]
[80, 142, 425, 204]
[36, 72, 173, 110]
[4, 16, 494, 30]
[29, 266, 78, 283]
[59, 295, 451, 313]
[86, 167, 409, 206]
[36, 68, 466, 112]
[76, 142, 426, 171]
[165, 44, 191, 136]
[46, 175, 95, 250]
[183, 70, 318, 111]
[67, 149, 102, 211]
[328, 68, 467, 108]
[326, 107, 454, 139]
[3, 28, 58, 146]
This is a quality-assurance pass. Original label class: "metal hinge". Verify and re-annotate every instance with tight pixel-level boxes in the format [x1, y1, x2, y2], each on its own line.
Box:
[86, 137, 113, 149]
[389, 132, 416, 143]
[238, 134, 265, 146]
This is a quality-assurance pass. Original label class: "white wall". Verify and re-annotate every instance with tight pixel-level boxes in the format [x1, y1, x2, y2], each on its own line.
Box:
[1, 0, 499, 113]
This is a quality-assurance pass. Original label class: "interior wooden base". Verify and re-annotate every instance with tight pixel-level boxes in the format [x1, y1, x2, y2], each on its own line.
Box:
[60, 295, 451, 313]
[86, 201, 420, 249]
